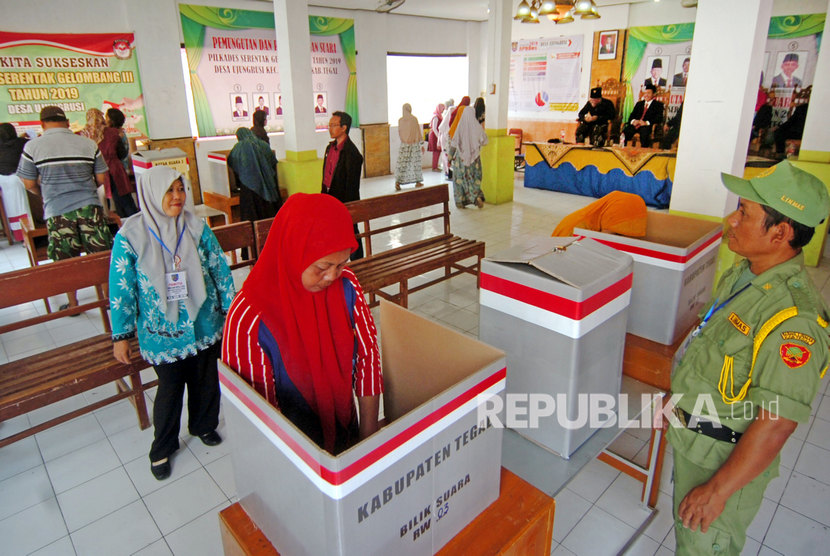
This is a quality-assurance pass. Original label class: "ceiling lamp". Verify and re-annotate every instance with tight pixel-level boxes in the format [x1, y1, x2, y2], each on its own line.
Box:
[556, 8, 575, 23]
[581, 5, 601, 19]
[573, 0, 595, 16]
[539, 0, 556, 16]
[514, 0, 532, 20]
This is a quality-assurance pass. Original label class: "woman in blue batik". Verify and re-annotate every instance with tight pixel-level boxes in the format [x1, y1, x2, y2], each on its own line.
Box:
[109, 165, 235, 481]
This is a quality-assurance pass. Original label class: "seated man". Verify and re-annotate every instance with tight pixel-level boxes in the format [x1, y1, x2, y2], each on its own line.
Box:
[575, 87, 616, 146]
[622, 84, 664, 147]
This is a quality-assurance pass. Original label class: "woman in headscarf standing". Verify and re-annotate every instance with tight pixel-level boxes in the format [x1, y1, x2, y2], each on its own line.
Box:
[110, 166, 236, 481]
[437, 99, 455, 179]
[427, 103, 445, 172]
[101, 109, 138, 217]
[78, 108, 105, 143]
[0, 123, 30, 242]
[448, 98, 488, 209]
[395, 103, 423, 191]
[222, 193, 383, 455]
[227, 127, 283, 222]
[474, 97, 486, 125]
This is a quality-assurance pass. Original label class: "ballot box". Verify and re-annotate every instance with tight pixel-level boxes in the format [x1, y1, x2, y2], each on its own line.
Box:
[479, 237, 633, 458]
[576, 211, 722, 344]
[219, 301, 506, 556]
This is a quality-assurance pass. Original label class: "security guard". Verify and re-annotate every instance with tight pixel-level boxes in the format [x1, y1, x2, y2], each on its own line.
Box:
[667, 160, 830, 555]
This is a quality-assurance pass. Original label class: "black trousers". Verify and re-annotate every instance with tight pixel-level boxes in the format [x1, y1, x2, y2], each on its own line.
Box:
[149, 342, 221, 462]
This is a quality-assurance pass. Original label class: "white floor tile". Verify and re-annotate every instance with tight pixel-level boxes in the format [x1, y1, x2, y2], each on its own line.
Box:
[108, 420, 155, 464]
[642, 490, 675, 545]
[595, 473, 654, 529]
[0, 464, 54, 521]
[204, 453, 237, 500]
[552, 543, 577, 555]
[763, 505, 830, 556]
[757, 545, 784, 555]
[133, 539, 174, 556]
[746, 495, 776, 542]
[181, 422, 231, 467]
[124, 444, 203, 497]
[778, 471, 830, 527]
[626, 533, 661, 556]
[552, 488, 592, 543]
[805, 413, 830, 451]
[794, 442, 830, 486]
[561, 505, 636, 556]
[70, 499, 162, 556]
[28, 535, 76, 556]
[0, 436, 42, 482]
[741, 536, 761, 555]
[44, 438, 121, 494]
[164, 501, 230, 556]
[0, 413, 30, 441]
[57, 466, 140, 532]
[762, 464, 791, 504]
[35, 413, 106, 462]
[0, 497, 68, 556]
[654, 545, 674, 556]
[26, 393, 88, 427]
[143, 467, 228, 535]
[566, 458, 619, 503]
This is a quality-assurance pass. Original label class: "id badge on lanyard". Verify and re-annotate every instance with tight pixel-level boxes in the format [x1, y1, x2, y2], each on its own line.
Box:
[149, 225, 189, 303]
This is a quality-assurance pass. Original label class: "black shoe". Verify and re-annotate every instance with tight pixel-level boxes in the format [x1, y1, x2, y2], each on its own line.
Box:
[59, 303, 81, 317]
[150, 459, 171, 481]
[199, 430, 222, 446]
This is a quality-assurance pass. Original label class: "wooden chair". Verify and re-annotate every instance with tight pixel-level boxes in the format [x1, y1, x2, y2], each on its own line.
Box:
[508, 128, 524, 169]
[254, 217, 274, 258]
[211, 221, 256, 271]
[600, 78, 625, 143]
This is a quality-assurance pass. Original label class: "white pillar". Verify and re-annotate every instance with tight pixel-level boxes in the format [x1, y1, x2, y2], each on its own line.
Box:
[669, 0, 773, 218]
[485, 0, 512, 131]
[273, 0, 317, 154]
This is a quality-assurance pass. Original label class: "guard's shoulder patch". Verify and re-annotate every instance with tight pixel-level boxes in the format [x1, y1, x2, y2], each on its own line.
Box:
[781, 342, 811, 369]
[781, 331, 816, 345]
[728, 312, 750, 335]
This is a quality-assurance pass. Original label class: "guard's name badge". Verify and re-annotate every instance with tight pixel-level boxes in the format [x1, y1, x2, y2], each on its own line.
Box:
[166, 271, 188, 302]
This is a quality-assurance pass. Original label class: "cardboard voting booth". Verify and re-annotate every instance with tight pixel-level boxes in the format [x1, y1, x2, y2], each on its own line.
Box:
[131, 148, 196, 211]
[479, 237, 633, 458]
[219, 302, 506, 556]
[204, 150, 235, 198]
[575, 212, 722, 345]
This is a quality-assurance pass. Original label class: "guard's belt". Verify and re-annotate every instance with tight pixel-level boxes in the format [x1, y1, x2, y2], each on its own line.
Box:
[675, 408, 743, 444]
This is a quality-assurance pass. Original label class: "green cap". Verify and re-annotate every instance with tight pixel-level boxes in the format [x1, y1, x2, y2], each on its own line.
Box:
[721, 160, 830, 227]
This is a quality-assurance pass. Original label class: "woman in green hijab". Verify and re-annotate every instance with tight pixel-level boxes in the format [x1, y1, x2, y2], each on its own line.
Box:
[227, 127, 283, 222]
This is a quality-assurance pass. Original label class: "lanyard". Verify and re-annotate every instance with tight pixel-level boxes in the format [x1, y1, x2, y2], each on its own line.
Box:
[148, 224, 186, 270]
[697, 283, 752, 333]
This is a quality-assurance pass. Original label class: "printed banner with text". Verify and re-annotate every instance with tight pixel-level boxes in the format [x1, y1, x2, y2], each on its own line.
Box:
[180, 5, 358, 137]
[508, 36, 583, 116]
[0, 31, 148, 137]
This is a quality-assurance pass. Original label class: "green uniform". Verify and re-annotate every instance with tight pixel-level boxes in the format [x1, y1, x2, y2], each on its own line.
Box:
[668, 253, 829, 555]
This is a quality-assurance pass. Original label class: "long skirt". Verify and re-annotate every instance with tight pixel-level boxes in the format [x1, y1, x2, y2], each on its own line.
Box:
[449, 147, 484, 207]
[0, 173, 32, 242]
[395, 142, 423, 185]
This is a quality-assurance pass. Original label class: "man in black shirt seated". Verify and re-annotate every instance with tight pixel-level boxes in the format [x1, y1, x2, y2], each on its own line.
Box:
[622, 84, 664, 147]
[575, 87, 616, 146]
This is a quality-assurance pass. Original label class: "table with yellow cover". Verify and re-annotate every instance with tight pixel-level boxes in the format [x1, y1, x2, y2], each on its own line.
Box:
[524, 143, 677, 209]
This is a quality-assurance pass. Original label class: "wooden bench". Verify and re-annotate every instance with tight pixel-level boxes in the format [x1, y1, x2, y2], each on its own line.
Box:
[0, 251, 154, 449]
[346, 184, 485, 308]
[212, 220, 257, 271]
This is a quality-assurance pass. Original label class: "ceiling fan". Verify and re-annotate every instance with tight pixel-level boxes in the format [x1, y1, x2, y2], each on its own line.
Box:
[376, 0, 406, 13]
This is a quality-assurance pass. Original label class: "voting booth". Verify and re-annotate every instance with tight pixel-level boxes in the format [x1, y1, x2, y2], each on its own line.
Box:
[220, 302, 506, 556]
[479, 237, 633, 458]
[576, 212, 722, 345]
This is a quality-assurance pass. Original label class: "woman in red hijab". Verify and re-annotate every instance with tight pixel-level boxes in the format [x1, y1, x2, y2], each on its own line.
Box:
[222, 193, 382, 454]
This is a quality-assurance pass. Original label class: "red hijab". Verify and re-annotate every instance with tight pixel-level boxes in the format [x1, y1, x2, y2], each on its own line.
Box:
[243, 193, 358, 452]
[449, 96, 471, 129]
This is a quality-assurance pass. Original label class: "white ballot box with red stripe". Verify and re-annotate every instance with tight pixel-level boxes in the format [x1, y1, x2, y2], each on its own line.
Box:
[575, 212, 722, 345]
[219, 301, 506, 556]
[479, 237, 633, 458]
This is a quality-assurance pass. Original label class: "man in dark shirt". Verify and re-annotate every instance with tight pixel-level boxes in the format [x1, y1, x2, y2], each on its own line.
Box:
[322, 110, 364, 259]
[575, 87, 616, 146]
[622, 85, 664, 147]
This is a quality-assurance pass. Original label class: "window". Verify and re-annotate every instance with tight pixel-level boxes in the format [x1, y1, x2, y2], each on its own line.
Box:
[386, 54, 468, 125]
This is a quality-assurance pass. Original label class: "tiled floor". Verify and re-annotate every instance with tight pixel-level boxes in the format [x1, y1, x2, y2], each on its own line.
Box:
[2, 172, 830, 555]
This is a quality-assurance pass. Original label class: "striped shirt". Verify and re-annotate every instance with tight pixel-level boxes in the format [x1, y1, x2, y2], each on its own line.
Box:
[16, 127, 107, 219]
[222, 268, 383, 408]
